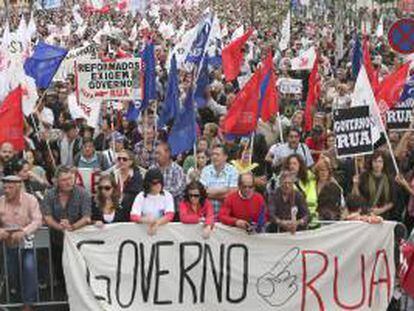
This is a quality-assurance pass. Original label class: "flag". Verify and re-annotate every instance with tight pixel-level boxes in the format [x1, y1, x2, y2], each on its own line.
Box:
[2, 20, 10, 49]
[351, 34, 362, 78]
[351, 65, 384, 143]
[376, 62, 411, 110]
[231, 25, 244, 41]
[399, 74, 414, 104]
[158, 55, 180, 128]
[24, 42, 68, 89]
[290, 46, 317, 71]
[0, 87, 24, 151]
[125, 102, 141, 122]
[363, 37, 379, 93]
[304, 55, 320, 132]
[376, 15, 384, 38]
[26, 12, 37, 41]
[259, 52, 278, 122]
[223, 69, 261, 135]
[194, 55, 209, 107]
[168, 88, 196, 156]
[279, 11, 291, 51]
[141, 42, 157, 111]
[222, 28, 253, 82]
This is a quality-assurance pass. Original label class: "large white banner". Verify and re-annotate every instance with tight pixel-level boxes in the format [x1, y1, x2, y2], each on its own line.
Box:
[63, 222, 396, 311]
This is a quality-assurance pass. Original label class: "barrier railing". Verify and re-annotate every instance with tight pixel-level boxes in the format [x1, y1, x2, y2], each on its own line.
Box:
[0, 222, 409, 309]
[0, 227, 68, 309]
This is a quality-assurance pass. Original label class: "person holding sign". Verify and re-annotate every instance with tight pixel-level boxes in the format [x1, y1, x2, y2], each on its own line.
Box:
[179, 181, 214, 239]
[130, 169, 174, 236]
[268, 171, 309, 234]
[356, 151, 395, 220]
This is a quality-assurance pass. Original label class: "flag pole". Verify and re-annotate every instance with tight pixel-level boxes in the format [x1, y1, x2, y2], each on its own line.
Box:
[277, 112, 284, 143]
[383, 129, 400, 175]
[249, 131, 255, 165]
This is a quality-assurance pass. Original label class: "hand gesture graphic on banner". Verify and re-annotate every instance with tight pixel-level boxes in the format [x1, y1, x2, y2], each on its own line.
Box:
[256, 247, 300, 307]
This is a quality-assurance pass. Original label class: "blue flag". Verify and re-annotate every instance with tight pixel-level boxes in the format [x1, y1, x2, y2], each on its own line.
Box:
[255, 205, 267, 233]
[194, 55, 210, 108]
[351, 35, 362, 78]
[142, 43, 157, 111]
[399, 74, 414, 103]
[158, 55, 180, 128]
[168, 88, 196, 156]
[24, 42, 68, 89]
[125, 101, 141, 122]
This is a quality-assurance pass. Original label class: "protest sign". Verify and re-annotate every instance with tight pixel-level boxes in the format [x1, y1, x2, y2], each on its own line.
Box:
[277, 78, 303, 95]
[333, 106, 373, 158]
[75, 168, 100, 194]
[387, 77, 414, 130]
[76, 58, 141, 104]
[63, 222, 395, 311]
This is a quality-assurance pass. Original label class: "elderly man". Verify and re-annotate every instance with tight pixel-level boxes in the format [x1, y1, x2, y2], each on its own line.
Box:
[42, 166, 91, 290]
[219, 172, 269, 233]
[0, 175, 42, 311]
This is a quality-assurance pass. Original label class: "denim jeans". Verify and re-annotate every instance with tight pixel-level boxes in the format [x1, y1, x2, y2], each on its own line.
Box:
[6, 247, 38, 304]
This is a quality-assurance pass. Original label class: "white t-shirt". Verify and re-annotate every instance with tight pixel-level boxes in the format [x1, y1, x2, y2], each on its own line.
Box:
[130, 191, 175, 220]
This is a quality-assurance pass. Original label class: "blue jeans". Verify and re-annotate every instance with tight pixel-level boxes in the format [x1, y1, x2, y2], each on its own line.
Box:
[6, 247, 38, 304]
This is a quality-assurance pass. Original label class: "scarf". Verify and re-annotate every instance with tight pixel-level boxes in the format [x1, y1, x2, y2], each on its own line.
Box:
[368, 173, 390, 207]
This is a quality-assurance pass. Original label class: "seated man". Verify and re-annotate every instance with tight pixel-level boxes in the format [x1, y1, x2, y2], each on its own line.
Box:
[0, 175, 42, 311]
[219, 172, 269, 233]
[267, 170, 309, 234]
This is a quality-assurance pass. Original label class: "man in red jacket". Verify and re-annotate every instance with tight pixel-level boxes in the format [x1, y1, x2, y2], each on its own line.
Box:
[218, 172, 269, 233]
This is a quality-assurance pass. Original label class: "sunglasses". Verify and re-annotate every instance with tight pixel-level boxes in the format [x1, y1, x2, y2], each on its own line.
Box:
[151, 180, 161, 185]
[99, 185, 112, 191]
[241, 185, 254, 189]
[189, 193, 200, 198]
[117, 157, 129, 162]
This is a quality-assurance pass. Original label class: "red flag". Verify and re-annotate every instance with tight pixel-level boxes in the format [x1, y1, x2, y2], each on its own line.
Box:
[363, 38, 379, 93]
[222, 28, 253, 82]
[0, 87, 24, 151]
[375, 62, 410, 110]
[259, 51, 279, 122]
[223, 69, 261, 135]
[304, 56, 321, 132]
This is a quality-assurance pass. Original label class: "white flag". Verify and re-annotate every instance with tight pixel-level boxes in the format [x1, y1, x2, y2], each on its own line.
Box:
[279, 11, 290, 51]
[67, 93, 100, 128]
[376, 15, 384, 38]
[351, 65, 384, 143]
[1, 21, 10, 49]
[290, 46, 316, 70]
[27, 12, 37, 40]
[129, 24, 138, 42]
[231, 25, 244, 41]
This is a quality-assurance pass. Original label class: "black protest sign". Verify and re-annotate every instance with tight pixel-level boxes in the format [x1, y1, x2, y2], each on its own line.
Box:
[333, 106, 373, 158]
[386, 101, 413, 130]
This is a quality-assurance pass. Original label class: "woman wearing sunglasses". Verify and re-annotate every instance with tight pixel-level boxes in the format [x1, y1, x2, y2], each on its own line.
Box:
[130, 169, 174, 235]
[179, 181, 214, 239]
[92, 175, 126, 226]
[114, 150, 143, 220]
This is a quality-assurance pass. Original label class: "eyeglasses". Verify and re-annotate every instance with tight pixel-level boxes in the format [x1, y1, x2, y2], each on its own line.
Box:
[98, 186, 112, 191]
[241, 185, 254, 189]
[117, 157, 129, 162]
[189, 193, 200, 198]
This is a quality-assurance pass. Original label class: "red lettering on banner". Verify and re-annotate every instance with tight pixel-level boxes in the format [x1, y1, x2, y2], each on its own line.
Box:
[333, 255, 366, 310]
[301, 250, 328, 311]
[110, 89, 130, 97]
[368, 250, 391, 307]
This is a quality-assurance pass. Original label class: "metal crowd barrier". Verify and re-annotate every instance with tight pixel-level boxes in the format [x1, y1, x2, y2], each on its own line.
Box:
[0, 227, 68, 310]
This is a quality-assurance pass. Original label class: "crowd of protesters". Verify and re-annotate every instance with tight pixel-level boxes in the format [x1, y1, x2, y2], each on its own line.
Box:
[0, 0, 412, 310]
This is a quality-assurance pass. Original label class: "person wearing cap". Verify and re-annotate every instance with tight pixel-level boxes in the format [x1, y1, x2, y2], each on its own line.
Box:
[267, 170, 309, 234]
[219, 172, 269, 233]
[130, 168, 174, 235]
[0, 175, 42, 311]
